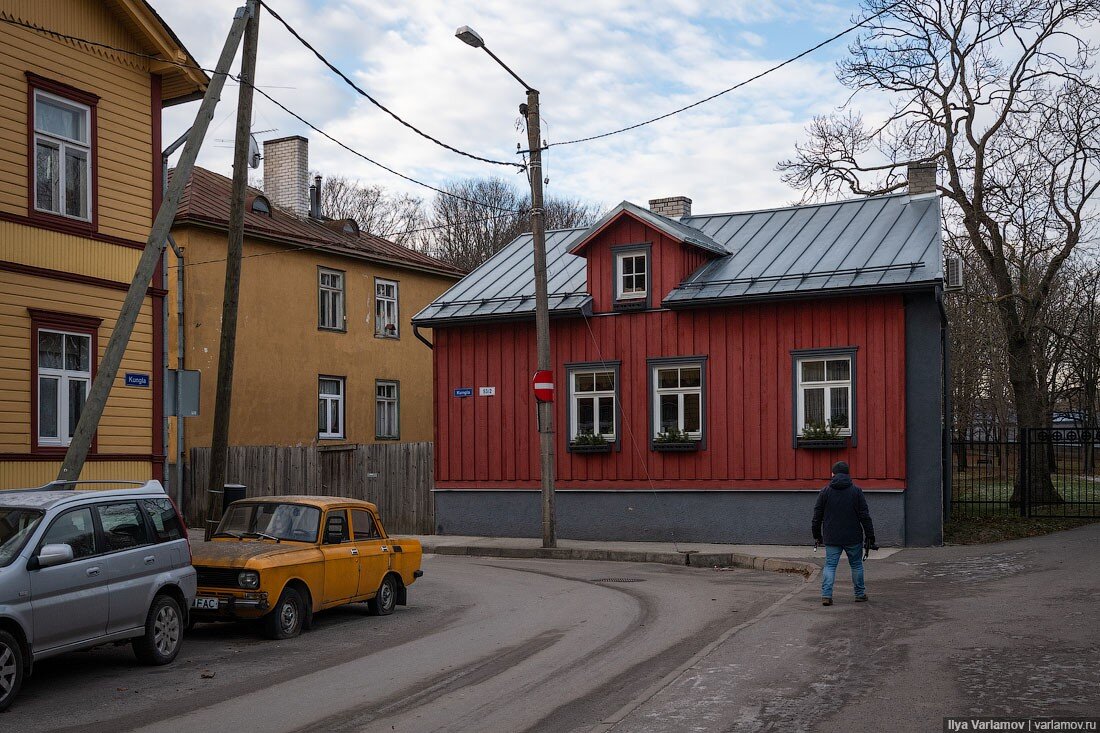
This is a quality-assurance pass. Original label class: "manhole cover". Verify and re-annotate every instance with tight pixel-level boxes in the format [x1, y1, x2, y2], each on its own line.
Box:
[591, 578, 645, 583]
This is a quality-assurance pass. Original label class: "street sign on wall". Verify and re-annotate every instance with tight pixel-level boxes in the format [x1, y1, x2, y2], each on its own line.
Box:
[454, 388, 473, 398]
[124, 372, 150, 388]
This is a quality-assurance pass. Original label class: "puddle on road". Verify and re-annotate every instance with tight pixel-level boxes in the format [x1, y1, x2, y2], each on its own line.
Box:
[898, 552, 1030, 583]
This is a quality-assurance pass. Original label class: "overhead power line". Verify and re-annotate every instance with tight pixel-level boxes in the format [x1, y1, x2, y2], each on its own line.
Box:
[257, 0, 522, 170]
[0, 13, 521, 214]
[550, 4, 898, 147]
[250, 86, 521, 212]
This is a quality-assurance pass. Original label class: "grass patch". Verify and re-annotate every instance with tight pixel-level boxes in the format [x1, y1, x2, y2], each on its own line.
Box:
[944, 515, 1098, 545]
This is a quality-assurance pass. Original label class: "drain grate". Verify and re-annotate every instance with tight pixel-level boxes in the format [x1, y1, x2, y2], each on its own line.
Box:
[591, 578, 646, 583]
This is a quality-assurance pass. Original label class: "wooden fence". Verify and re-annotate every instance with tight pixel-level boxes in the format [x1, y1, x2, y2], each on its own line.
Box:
[185, 443, 434, 534]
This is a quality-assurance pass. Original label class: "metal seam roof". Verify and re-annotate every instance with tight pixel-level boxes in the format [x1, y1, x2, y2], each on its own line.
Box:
[413, 192, 942, 326]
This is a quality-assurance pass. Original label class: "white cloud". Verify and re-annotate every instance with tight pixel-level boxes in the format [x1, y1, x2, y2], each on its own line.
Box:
[159, 0, 873, 215]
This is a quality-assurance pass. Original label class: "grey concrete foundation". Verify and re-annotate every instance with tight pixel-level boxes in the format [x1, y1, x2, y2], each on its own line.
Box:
[434, 490, 906, 546]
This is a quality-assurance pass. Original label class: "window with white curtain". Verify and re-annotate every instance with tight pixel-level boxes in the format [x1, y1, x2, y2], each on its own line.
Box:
[37, 330, 91, 445]
[33, 90, 91, 221]
[318, 377, 345, 439]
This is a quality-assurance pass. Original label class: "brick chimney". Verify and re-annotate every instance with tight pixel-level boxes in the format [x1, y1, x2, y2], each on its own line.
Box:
[649, 195, 692, 219]
[263, 135, 309, 217]
[907, 162, 937, 196]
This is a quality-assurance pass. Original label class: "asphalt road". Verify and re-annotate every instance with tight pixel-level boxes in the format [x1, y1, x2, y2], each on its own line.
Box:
[2, 554, 801, 733]
[608, 522, 1100, 732]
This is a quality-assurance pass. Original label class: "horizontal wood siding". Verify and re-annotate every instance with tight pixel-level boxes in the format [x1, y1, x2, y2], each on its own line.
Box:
[0, 271, 153, 453]
[0, 220, 141, 283]
[0, 459, 153, 488]
[0, 1, 153, 242]
[434, 295, 908, 490]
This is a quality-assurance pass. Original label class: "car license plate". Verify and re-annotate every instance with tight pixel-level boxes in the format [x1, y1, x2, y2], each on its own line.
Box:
[193, 597, 219, 610]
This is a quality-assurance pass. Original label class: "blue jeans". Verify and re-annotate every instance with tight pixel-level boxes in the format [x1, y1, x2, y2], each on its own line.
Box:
[821, 543, 865, 598]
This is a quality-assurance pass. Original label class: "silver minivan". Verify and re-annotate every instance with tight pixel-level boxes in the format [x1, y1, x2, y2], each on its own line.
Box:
[0, 481, 196, 710]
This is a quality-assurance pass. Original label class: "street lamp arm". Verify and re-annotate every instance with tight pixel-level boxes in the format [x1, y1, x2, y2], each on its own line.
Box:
[480, 46, 537, 93]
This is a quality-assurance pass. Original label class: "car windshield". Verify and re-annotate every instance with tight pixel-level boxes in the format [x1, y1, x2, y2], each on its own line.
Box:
[215, 503, 320, 542]
[0, 507, 45, 567]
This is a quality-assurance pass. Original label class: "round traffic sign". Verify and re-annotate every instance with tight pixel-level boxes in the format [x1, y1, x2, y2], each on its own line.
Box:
[532, 370, 554, 402]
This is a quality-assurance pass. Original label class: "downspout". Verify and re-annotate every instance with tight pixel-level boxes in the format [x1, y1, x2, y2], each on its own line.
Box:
[163, 129, 189, 506]
[413, 324, 433, 350]
[936, 284, 951, 532]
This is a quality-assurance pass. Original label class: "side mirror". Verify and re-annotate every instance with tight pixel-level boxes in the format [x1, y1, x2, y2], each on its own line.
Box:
[37, 543, 75, 569]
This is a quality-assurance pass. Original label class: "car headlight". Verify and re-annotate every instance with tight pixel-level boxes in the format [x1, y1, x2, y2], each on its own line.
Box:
[238, 570, 260, 589]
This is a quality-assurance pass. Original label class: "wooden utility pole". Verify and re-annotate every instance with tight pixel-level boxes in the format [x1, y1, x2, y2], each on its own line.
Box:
[58, 7, 251, 483]
[205, 0, 260, 539]
[524, 90, 556, 548]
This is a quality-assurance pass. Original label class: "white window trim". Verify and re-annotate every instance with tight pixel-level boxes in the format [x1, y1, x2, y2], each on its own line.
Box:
[569, 369, 617, 442]
[318, 377, 345, 439]
[375, 278, 399, 338]
[651, 363, 704, 440]
[615, 250, 648, 300]
[795, 356, 853, 436]
[37, 329, 91, 446]
[318, 268, 345, 331]
[375, 380, 399, 439]
[33, 89, 92, 222]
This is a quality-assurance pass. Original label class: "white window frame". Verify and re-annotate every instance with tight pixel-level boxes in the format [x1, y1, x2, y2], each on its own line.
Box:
[375, 278, 399, 338]
[375, 380, 399, 439]
[796, 355, 853, 436]
[33, 89, 92, 222]
[615, 250, 648, 301]
[318, 268, 345, 331]
[569, 369, 617, 442]
[318, 377, 345, 439]
[37, 329, 91, 446]
[651, 362, 704, 440]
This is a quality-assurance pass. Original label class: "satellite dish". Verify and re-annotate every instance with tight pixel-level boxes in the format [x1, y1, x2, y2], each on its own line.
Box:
[248, 134, 261, 169]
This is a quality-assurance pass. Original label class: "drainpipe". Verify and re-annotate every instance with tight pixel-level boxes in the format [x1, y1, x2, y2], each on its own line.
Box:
[936, 284, 951, 531]
[163, 129, 189, 505]
[413, 324, 433, 350]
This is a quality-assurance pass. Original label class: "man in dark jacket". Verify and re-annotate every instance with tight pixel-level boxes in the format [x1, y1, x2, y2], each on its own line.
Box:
[812, 461, 875, 606]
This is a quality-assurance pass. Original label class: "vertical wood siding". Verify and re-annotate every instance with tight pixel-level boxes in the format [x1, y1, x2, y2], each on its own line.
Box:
[433, 294, 908, 490]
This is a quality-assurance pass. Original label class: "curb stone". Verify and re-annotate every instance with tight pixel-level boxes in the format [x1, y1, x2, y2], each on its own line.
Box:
[421, 543, 818, 578]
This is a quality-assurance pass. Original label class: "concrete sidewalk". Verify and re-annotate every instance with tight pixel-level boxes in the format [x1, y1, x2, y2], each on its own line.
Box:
[412, 535, 901, 576]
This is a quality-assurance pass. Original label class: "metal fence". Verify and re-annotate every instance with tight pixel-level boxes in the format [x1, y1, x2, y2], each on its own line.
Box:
[951, 428, 1100, 518]
[184, 442, 435, 534]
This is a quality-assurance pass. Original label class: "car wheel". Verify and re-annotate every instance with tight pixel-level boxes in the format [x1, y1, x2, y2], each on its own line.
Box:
[0, 630, 24, 712]
[263, 587, 304, 639]
[367, 574, 397, 616]
[132, 594, 184, 666]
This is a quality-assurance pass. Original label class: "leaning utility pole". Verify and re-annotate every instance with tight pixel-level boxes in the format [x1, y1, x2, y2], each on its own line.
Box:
[58, 6, 251, 483]
[524, 91, 556, 548]
[205, 0, 260, 539]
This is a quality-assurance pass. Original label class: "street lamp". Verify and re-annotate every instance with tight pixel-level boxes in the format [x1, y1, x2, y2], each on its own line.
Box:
[457, 25, 556, 548]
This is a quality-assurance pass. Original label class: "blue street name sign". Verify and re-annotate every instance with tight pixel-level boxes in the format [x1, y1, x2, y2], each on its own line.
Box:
[125, 373, 150, 388]
[453, 387, 473, 398]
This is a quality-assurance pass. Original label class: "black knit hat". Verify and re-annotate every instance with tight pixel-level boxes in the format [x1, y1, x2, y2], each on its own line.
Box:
[831, 461, 850, 475]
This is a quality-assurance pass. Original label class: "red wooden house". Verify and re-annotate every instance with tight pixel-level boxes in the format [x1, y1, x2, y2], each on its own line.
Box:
[413, 165, 948, 545]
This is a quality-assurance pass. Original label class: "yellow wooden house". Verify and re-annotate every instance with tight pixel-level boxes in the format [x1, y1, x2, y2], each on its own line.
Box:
[168, 136, 463, 464]
[0, 0, 206, 487]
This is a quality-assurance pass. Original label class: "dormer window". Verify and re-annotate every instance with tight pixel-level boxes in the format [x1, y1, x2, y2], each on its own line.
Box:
[614, 246, 650, 307]
[251, 195, 271, 215]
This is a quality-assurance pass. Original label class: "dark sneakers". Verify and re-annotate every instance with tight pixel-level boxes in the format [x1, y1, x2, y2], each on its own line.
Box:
[821, 597, 833, 606]
[855, 595, 869, 602]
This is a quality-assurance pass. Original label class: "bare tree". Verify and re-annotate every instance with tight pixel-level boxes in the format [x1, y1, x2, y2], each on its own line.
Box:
[421, 177, 602, 271]
[779, 0, 1100, 503]
[317, 175, 427, 247]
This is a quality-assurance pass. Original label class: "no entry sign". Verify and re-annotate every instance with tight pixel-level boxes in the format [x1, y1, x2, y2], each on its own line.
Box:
[531, 370, 554, 402]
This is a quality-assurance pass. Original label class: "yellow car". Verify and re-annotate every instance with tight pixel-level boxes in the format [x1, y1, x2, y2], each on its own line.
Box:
[189, 496, 423, 638]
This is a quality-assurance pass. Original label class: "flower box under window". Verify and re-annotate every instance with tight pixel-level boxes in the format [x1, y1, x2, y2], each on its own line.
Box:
[796, 438, 849, 450]
[570, 441, 613, 454]
[653, 440, 700, 452]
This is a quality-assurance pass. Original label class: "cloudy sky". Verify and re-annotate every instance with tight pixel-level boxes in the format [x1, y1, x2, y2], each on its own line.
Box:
[160, 0, 880, 216]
